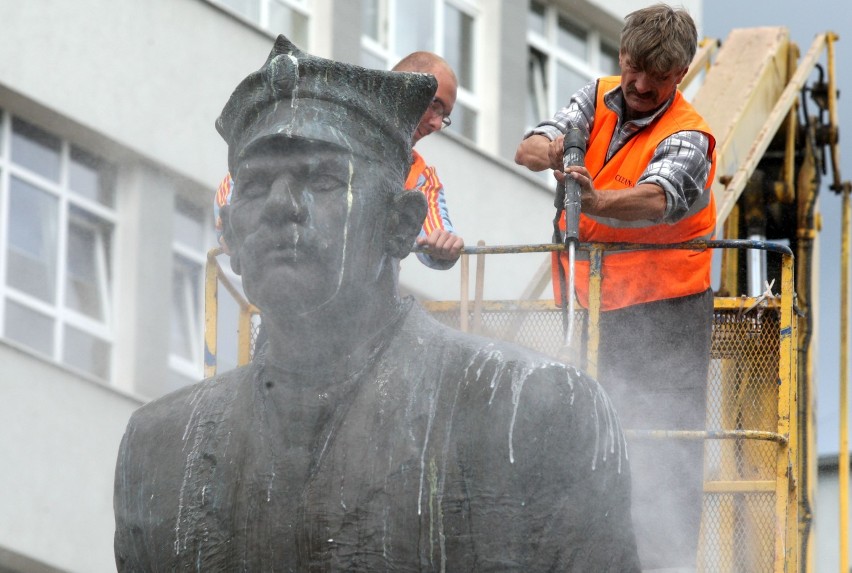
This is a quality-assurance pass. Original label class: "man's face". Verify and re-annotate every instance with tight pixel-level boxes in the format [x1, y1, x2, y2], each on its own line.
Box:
[227, 138, 389, 315]
[411, 65, 458, 145]
[619, 53, 687, 118]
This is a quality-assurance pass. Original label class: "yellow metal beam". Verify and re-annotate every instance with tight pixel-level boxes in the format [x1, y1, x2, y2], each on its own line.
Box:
[777, 252, 798, 571]
[704, 480, 777, 493]
[840, 184, 850, 573]
[707, 32, 831, 229]
[681, 37, 719, 92]
[204, 248, 222, 378]
[692, 27, 791, 227]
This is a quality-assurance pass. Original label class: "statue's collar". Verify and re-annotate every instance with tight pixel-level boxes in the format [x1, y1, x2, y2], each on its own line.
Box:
[253, 297, 413, 385]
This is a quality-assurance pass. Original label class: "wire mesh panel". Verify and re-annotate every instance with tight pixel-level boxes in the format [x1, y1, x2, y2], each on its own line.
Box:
[424, 298, 787, 573]
[423, 300, 588, 367]
[699, 492, 777, 573]
[699, 305, 782, 573]
[249, 314, 261, 359]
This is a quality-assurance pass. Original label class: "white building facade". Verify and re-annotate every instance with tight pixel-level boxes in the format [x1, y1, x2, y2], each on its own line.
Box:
[1, 1, 780, 571]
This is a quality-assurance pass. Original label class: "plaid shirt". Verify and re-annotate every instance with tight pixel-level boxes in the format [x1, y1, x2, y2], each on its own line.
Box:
[525, 79, 711, 224]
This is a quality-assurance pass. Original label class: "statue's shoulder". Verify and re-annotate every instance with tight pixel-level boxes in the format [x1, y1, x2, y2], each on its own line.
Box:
[123, 367, 249, 444]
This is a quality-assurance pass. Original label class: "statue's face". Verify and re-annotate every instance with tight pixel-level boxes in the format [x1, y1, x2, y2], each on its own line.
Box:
[227, 137, 391, 315]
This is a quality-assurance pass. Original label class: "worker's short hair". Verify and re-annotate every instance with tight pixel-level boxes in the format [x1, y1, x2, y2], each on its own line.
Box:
[620, 3, 698, 76]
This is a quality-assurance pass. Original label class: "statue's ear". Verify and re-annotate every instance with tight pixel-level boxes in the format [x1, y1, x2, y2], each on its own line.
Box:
[220, 204, 242, 275]
[385, 191, 427, 259]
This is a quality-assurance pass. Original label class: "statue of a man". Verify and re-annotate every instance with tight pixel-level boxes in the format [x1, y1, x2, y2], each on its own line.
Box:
[113, 36, 640, 572]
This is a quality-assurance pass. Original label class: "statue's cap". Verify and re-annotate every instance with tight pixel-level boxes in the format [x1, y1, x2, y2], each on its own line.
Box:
[215, 35, 437, 179]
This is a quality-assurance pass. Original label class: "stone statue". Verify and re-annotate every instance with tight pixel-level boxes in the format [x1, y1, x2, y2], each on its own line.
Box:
[113, 36, 640, 572]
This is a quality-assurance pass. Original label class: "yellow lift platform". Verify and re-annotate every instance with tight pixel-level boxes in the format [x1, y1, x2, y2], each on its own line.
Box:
[204, 27, 850, 573]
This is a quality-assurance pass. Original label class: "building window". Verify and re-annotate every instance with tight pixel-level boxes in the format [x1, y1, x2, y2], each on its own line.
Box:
[208, 0, 310, 47]
[361, 0, 480, 143]
[526, 0, 620, 127]
[0, 111, 116, 380]
[168, 197, 212, 390]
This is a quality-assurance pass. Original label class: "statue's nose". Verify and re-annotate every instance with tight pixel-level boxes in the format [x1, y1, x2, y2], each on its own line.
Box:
[263, 177, 307, 223]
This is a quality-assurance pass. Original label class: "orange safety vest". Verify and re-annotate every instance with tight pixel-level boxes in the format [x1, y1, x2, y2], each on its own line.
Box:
[552, 76, 717, 311]
[404, 150, 427, 190]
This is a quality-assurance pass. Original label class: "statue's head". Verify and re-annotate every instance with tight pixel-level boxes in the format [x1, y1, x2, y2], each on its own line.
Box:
[216, 36, 435, 315]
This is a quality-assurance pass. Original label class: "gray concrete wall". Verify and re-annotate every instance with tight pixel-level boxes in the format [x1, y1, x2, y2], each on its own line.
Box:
[0, 0, 272, 188]
[111, 164, 178, 398]
[0, 342, 142, 573]
[401, 132, 555, 302]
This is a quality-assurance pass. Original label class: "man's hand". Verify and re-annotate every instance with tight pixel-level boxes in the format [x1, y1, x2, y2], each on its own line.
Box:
[554, 165, 604, 215]
[515, 134, 565, 172]
[547, 135, 566, 171]
[555, 166, 667, 221]
[416, 229, 464, 261]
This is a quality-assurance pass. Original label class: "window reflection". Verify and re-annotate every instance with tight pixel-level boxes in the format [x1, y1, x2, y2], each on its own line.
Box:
[207, 0, 309, 44]
[65, 207, 112, 321]
[215, 0, 259, 20]
[173, 198, 206, 251]
[557, 62, 586, 108]
[171, 255, 201, 362]
[528, 1, 546, 36]
[526, 3, 619, 122]
[395, 0, 434, 56]
[1, 110, 115, 381]
[527, 48, 548, 129]
[444, 4, 474, 91]
[557, 16, 587, 57]
[362, 0, 381, 43]
[11, 118, 61, 182]
[270, 0, 308, 47]
[169, 197, 211, 387]
[69, 147, 116, 207]
[7, 177, 58, 303]
[360, 0, 479, 144]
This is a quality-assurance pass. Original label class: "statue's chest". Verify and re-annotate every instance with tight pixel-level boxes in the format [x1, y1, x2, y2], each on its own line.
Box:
[224, 403, 436, 570]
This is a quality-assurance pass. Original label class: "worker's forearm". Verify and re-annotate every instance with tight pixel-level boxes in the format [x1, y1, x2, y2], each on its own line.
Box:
[514, 135, 553, 172]
[588, 183, 667, 221]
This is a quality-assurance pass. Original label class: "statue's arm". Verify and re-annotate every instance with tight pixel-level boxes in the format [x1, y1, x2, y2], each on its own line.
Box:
[113, 422, 154, 572]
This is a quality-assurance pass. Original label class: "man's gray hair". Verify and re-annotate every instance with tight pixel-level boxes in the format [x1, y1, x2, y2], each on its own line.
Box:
[620, 3, 698, 76]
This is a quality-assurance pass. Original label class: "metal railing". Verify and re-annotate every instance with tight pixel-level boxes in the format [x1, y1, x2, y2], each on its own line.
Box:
[204, 238, 800, 572]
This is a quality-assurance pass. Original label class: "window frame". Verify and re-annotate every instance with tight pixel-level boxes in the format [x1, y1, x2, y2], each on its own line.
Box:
[0, 109, 117, 380]
[526, 0, 621, 124]
[205, 0, 311, 45]
[168, 198, 215, 385]
[360, 0, 482, 143]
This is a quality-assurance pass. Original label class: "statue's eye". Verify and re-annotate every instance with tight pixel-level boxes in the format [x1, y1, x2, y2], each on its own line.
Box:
[234, 180, 267, 201]
[232, 167, 274, 201]
[310, 173, 347, 193]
